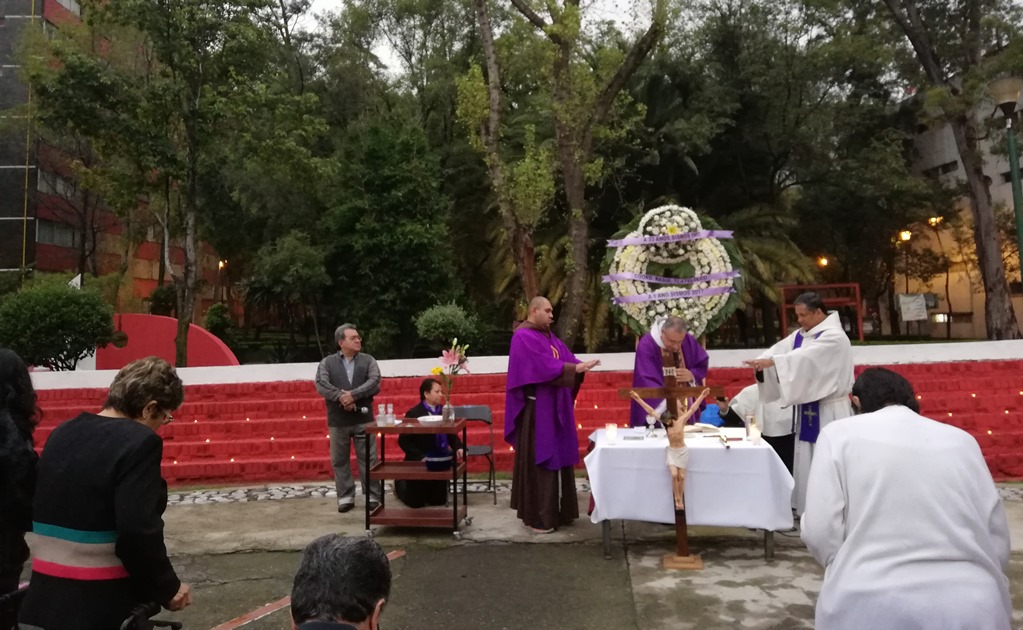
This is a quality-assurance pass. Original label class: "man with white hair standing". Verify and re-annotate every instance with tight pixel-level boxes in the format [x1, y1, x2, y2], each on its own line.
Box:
[315, 324, 383, 514]
[743, 292, 853, 515]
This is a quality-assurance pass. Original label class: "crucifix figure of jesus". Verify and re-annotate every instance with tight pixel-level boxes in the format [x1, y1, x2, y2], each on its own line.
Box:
[618, 348, 724, 570]
[631, 388, 710, 509]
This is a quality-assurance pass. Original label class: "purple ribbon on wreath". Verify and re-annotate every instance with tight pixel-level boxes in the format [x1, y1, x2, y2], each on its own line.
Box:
[606, 230, 734, 247]
[611, 286, 734, 304]
[602, 270, 741, 285]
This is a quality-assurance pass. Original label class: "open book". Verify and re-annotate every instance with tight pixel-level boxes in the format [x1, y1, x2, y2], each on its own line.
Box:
[683, 422, 720, 434]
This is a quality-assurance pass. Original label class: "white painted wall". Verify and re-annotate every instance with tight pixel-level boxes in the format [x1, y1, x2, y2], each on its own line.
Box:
[28, 340, 1023, 390]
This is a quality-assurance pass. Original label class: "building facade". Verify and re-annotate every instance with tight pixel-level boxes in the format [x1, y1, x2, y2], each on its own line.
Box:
[907, 111, 1023, 339]
[0, 0, 232, 321]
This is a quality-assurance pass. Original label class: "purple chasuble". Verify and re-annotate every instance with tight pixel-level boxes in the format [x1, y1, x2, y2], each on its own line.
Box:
[504, 325, 581, 470]
[793, 330, 823, 443]
[629, 332, 710, 427]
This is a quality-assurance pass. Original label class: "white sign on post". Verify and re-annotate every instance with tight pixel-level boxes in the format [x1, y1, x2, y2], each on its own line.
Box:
[898, 293, 928, 322]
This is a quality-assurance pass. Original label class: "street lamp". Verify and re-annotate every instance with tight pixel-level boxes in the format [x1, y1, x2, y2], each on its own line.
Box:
[817, 256, 829, 268]
[899, 230, 912, 293]
[216, 259, 227, 302]
[990, 76, 1023, 280]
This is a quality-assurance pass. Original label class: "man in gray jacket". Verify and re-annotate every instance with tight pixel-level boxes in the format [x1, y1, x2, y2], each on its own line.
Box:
[315, 324, 383, 512]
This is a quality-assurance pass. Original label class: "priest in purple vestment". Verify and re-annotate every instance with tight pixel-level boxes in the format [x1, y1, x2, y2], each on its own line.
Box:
[505, 297, 600, 533]
[629, 316, 710, 427]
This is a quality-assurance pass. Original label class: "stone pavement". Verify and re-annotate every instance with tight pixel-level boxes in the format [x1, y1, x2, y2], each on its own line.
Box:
[152, 481, 1023, 629]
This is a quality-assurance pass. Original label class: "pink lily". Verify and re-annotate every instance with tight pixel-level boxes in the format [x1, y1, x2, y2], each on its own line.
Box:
[440, 349, 460, 367]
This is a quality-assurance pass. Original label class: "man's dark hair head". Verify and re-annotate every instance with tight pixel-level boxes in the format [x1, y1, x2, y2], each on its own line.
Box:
[852, 367, 920, 414]
[291, 534, 391, 625]
[793, 292, 826, 313]
[419, 377, 440, 401]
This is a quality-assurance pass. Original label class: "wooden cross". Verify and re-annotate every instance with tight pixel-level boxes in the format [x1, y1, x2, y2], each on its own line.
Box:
[618, 348, 725, 571]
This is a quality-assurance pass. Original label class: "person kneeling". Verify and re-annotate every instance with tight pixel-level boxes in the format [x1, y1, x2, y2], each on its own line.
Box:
[395, 378, 463, 508]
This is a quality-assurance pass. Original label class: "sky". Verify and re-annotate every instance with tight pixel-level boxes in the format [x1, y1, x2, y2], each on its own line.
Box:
[306, 0, 640, 26]
[302, 0, 645, 71]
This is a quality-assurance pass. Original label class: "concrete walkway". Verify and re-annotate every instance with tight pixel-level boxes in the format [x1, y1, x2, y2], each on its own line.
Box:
[150, 481, 1023, 629]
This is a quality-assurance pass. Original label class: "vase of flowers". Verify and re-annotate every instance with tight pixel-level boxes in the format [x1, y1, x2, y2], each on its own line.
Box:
[431, 338, 469, 422]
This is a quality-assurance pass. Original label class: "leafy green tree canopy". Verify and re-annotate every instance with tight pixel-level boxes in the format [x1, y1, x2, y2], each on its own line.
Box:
[0, 283, 114, 371]
[320, 118, 458, 357]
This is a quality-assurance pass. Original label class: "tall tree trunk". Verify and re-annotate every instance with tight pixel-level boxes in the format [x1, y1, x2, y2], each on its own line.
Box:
[760, 294, 777, 343]
[472, 0, 539, 304]
[175, 120, 200, 367]
[509, 0, 665, 345]
[553, 41, 588, 341]
[175, 203, 197, 367]
[887, 281, 901, 336]
[510, 224, 540, 300]
[951, 117, 1021, 339]
[933, 228, 953, 339]
[557, 158, 590, 342]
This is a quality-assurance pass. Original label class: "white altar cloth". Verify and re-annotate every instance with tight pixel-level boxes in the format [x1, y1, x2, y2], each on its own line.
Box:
[586, 427, 794, 531]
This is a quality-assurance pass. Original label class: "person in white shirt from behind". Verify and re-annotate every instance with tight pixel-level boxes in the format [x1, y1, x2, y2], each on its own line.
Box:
[801, 367, 1011, 630]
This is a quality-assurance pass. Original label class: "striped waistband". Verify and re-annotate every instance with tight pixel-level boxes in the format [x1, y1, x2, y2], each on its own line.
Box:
[27, 522, 128, 581]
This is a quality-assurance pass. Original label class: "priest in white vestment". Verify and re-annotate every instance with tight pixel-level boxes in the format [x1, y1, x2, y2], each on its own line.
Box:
[801, 367, 1011, 630]
[743, 292, 854, 514]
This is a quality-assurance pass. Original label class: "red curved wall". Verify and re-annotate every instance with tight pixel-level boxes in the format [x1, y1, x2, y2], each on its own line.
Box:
[96, 313, 239, 369]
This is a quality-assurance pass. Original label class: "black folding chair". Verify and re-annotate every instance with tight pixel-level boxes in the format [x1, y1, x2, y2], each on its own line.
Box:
[454, 404, 497, 504]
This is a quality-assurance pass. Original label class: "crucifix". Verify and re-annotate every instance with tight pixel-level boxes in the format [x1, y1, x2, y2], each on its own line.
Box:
[617, 348, 725, 571]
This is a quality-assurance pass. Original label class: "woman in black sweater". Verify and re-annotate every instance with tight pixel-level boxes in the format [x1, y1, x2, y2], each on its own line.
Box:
[395, 378, 463, 508]
[0, 349, 38, 630]
[19, 357, 192, 629]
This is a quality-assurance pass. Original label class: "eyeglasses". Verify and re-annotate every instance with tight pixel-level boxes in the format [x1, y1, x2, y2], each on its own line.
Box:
[162, 412, 174, 426]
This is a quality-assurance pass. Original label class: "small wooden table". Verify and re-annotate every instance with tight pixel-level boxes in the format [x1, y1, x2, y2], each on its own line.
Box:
[364, 418, 470, 538]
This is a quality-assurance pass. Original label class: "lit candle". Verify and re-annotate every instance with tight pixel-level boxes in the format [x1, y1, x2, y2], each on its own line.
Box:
[605, 423, 618, 444]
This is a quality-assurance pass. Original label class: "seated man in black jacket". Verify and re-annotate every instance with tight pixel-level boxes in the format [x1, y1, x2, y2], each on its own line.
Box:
[395, 378, 463, 508]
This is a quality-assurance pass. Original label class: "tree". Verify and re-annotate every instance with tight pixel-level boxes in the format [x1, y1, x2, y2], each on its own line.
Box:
[26, 0, 290, 365]
[0, 283, 114, 370]
[502, 0, 669, 344]
[244, 231, 331, 355]
[415, 303, 484, 351]
[320, 118, 458, 357]
[456, 4, 551, 304]
[803, 0, 1022, 339]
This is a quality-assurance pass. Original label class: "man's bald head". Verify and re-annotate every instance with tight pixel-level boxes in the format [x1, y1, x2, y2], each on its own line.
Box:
[527, 296, 555, 329]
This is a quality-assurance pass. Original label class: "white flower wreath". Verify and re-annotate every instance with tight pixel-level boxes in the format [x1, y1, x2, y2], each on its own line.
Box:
[604, 205, 740, 337]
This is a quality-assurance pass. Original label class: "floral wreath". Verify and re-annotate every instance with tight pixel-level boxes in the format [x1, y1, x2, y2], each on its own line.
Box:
[601, 205, 744, 337]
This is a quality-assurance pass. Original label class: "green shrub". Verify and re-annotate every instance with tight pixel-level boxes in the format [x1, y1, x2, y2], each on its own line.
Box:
[203, 303, 233, 340]
[0, 283, 115, 370]
[414, 303, 483, 351]
[149, 285, 177, 316]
